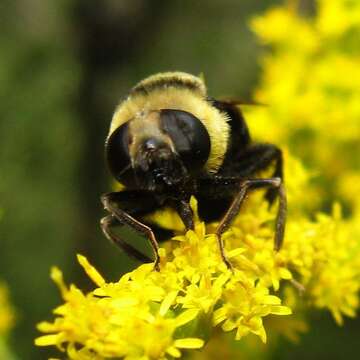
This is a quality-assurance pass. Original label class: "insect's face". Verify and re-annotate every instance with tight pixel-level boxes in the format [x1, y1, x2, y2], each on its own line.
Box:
[106, 109, 211, 192]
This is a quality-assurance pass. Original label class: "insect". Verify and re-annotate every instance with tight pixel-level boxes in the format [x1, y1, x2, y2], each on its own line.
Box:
[101, 72, 286, 270]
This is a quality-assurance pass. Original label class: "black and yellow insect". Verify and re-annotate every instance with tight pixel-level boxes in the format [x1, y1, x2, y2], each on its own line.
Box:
[101, 72, 286, 270]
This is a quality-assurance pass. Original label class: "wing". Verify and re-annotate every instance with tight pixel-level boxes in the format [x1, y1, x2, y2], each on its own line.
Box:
[211, 97, 268, 107]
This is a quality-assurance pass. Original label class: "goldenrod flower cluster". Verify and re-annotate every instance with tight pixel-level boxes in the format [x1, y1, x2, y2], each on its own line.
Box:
[35, 197, 293, 359]
[245, 0, 360, 326]
[249, 0, 360, 209]
[36, 0, 360, 359]
[34, 180, 359, 359]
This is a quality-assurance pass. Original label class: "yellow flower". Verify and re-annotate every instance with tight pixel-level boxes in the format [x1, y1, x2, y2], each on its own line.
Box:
[284, 204, 360, 325]
[248, 0, 360, 207]
[317, 0, 360, 37]
[36, 262, 204, 360]
[36, 196, 298, 359]
[36, 184, 360, 359]
[251, 6, 318, 52]
[213, 275, 291, 343]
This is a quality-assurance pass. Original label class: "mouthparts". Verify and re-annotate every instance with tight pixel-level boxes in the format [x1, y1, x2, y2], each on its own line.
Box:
[134, 140, 187, 191]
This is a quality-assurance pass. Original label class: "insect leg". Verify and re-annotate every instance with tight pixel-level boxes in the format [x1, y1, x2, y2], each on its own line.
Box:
[101, 192, 161, 270]
[173, 199, 194, 230]
[228, 143, 283, 204]
[215, 177, 287, 269]
[100, 214, 152, 263]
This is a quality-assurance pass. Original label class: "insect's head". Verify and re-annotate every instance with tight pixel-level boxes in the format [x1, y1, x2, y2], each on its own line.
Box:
[106, 109, 210, 192]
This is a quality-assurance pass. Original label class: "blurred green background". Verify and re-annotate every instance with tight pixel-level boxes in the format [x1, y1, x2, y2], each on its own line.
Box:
[0, 0, 358, 359]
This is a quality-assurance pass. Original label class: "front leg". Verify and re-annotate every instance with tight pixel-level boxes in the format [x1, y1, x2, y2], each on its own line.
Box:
[101, 191, 161, 270]
[101, 214, 153, 263]
[171, 199, 194, 231]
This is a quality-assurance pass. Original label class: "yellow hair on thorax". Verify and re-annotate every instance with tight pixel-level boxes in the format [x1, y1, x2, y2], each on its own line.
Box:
[109, 72, 230, 173]
[132, 71, 207, 96]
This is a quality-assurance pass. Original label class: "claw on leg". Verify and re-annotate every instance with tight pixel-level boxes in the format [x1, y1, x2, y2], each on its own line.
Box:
[215, 234, 234, 272]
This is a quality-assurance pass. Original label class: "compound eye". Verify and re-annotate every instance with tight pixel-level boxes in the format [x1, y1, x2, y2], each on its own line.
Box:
[105, 122, 132, 182]
[160, 109, 210, 172]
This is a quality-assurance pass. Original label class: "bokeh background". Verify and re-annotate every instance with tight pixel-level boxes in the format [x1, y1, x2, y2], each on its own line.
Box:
[0, 0, 359, 359]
